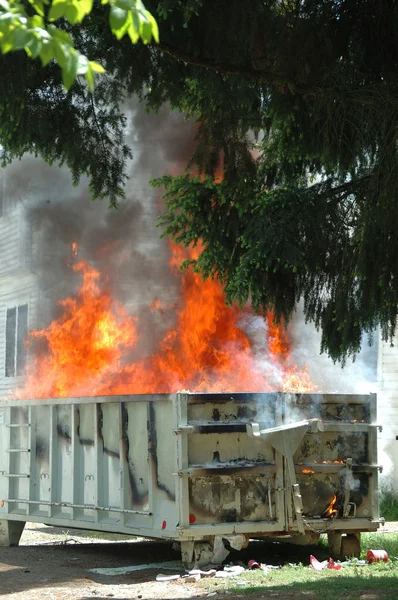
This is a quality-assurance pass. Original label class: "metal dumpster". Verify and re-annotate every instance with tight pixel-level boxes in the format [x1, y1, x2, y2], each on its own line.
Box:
[0, 392, 382, 565]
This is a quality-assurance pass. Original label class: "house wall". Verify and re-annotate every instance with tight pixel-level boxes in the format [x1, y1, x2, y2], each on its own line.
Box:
[0, 199, 40, 397]
[378, 333, 398, 493]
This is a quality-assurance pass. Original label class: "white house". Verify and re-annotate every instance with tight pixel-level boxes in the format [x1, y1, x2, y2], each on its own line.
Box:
[0, 179, 41, 398]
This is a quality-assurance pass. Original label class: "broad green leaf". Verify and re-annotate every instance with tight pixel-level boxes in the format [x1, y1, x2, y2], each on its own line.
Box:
[0, 12, 14, 22]
[0, 0, 158, 92]
[39, 39, 54, 65]
[49, 0, 69, 22]
[114, 0, 133, 10]
[10, 26, 31, 50]
[25, 34, 42, 58]
[79, 0, 93, 18]
[50, 26, 73, 45]
[85, 63, 94, 92]
[53, 39, 69, 68]
[89, 60, 105, 72]
[62, 48, 79, 89]
[140, 18, 152, 44]
[64, 3, 79, 24]
[127, 22, 138, 43]
[29, 14, 44, 28]
[109, 5, 128, 38]
[147, 11, 158, 42]
[27, 0, 45, 17]
[1, 37, 14, 53]
[131, 7, 140, 33]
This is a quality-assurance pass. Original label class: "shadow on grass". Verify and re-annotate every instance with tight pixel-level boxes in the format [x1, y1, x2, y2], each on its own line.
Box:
[228, 571, 398, 600]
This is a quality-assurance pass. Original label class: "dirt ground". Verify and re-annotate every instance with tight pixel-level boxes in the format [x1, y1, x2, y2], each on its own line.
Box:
[0, 522, 397, 600]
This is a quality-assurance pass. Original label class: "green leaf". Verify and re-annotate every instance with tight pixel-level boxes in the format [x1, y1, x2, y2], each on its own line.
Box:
[62, 48, 79, 89]
[146, 10, 159, 42]
[89, 60, 105, 72]
[10, 27, 31, 51]
[127, 20, 138, 43]
[48, 0, 69, 21]
[140, 17, 152, 44]
[27, 0, 45, 17]
[39, 40, 54, 65]
[64, 2, 79, 23]
[25, 34, 42, 57]
[114, 0, 133, 10]
[53, 39, 69, 68]
[85, 62, 94, 92]
[109, 5, 129, 38]
[79, 0, 93, 20]
[50, 26, 73, 45]
[29, 14, 44, 28]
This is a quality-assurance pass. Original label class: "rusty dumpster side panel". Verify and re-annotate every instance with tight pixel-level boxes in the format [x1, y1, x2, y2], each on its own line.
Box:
[0, 392, 381, 547]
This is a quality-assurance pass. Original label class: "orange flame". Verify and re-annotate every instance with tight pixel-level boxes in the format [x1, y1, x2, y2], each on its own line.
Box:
[266, 314, 314, 392]
[15, 243, 316, 399]
[323, 494, 338, 519]
[301, 468, 315, 474]
[16, 260, 138, 398]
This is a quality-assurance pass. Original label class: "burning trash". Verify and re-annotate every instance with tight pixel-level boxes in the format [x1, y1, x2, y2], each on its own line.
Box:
[15, 243, 316, 399]
[322, 495, 339, 519]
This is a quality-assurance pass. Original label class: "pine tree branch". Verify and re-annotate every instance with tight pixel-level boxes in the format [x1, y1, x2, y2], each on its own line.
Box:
[155, 42, 315, 95]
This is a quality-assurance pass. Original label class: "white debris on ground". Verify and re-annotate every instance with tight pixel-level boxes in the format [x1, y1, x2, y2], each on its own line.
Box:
[89, 560, 183, 576]
[152, 561, 274, 583]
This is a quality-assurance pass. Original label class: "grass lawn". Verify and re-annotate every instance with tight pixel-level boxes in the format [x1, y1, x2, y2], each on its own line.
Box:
[196, 532, 398, 600]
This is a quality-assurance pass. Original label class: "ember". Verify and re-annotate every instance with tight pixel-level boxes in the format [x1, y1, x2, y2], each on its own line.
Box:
[322, 495, 338, 519]
[301, 468, 315, 474]
[15, 243, 316, 399]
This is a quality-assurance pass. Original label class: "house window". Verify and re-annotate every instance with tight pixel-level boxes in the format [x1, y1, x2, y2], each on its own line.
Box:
[5, 304, 28, 377]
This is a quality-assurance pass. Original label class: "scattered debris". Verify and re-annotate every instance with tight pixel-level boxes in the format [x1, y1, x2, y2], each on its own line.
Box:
[182, 574, 201, 583]
[224, 565, 245, 575]
[310, 555, 341, 571]
[89, 560, 182, 576]
[188, 569, 217, 578]
[366, 549, 388, 563]
[215, 571, 238, 579]
[155, 574, 181, 582]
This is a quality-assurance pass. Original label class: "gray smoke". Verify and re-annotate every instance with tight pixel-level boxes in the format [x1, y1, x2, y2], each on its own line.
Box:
[2, 100, 195, 358]
[3, 99, 392, 483]
[288, 302, 379, 394]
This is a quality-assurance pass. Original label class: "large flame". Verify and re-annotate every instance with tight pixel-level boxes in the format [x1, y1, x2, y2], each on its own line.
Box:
[15, 243, 315, 399]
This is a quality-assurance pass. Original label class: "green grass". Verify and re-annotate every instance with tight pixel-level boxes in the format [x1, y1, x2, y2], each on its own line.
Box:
[197, 533, 398, 600]
[199, 563, 398, 599]
[380, 486, 398, 521]
[316, 532, 398, 560]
